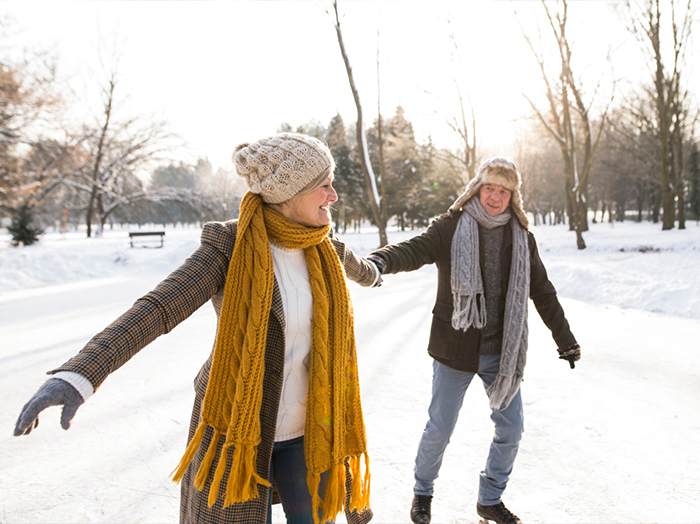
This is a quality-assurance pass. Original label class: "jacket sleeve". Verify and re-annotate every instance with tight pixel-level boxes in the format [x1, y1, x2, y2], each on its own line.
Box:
[369, 214, 448, 274]
[330, 235, 381, 287]
[528, 232, 578, 350]
[47, 221, 236, 391]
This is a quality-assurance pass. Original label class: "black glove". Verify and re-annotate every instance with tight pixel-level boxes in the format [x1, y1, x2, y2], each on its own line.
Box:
[558, 344, 581, 369]
[14, 378, 85, 436]
[366, 254, 386, 274]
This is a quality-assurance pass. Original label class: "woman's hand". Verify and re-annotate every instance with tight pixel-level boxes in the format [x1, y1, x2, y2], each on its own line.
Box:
[14, 378, 84, 436]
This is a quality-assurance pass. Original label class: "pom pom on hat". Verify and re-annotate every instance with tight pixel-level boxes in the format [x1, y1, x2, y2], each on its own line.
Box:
[450, 157, 530, 229]
[232, 133, 335, 204]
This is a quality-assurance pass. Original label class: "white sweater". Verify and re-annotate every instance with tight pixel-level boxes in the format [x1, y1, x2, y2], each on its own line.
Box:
[269, 242, 313, 442]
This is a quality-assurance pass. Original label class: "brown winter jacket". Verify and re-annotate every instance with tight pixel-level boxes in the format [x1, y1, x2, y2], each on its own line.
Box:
[370, 209, 577, 373]
[49, 220, 377, 524]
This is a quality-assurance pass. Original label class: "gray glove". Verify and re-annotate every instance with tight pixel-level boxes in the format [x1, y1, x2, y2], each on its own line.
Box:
[14, 378, 84, 436]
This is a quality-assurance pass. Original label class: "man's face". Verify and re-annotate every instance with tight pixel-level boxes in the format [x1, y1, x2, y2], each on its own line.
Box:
[479, 183, 512, 216]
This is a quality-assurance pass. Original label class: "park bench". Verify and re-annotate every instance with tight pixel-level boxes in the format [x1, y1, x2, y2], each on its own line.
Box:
[128, 231, 165, 248]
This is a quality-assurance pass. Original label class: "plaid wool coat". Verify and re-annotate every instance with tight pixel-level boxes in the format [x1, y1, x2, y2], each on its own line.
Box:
[50, 220, 378, 524]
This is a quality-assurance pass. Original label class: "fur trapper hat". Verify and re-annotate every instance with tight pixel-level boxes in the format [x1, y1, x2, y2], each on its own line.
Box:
[233, 133, 335, 204]
[449, 157, 530, 229]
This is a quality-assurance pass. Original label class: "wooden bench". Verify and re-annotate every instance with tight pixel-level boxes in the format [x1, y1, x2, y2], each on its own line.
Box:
[129, 231, 165, 248]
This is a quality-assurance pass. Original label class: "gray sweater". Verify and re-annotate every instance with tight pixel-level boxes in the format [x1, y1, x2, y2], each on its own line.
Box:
[480, 226, 505, 356]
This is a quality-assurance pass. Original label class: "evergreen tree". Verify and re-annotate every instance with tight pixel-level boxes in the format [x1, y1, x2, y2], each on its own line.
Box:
[369, 106, 423, 229]
[152, 162, 197, 189]
[326, 114, 365, 232]
[414, 140, 464, 226]
[8, 202, 43, 246]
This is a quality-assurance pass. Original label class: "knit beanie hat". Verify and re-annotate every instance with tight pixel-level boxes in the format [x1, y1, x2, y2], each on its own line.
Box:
[449, 157, 530, 229]
[232, 133, 335, 204]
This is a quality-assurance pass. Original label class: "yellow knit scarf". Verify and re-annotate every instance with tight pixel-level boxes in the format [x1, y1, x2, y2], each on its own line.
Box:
[172, 192, 370, 523]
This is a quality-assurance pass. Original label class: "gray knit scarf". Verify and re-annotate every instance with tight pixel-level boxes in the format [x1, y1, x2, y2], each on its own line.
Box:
[451, 197, 531, 410]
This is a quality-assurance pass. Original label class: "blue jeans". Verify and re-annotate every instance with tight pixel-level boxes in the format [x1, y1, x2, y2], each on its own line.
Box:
[267, 436, 332, 524]
[413, 356, 524, 506]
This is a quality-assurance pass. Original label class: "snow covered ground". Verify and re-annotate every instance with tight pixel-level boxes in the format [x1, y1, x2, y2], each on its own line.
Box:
[1, 220, 699, 524]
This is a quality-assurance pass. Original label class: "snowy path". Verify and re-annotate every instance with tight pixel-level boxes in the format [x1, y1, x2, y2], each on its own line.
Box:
[2, 263, 699, 523]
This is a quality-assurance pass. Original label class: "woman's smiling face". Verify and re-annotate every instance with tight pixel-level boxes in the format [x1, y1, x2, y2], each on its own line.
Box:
[274, 175, 338, 227]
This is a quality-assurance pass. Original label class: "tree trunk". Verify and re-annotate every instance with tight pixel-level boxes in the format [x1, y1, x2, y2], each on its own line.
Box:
[518, 0, 612, 250]
[85, 78, 115, 237]
[333, 1, 387, 247]
[86, 186, 97, 238]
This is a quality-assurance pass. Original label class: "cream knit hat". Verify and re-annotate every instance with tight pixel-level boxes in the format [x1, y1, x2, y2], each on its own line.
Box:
[449, 157, 530, 229]
[232, 133, 335, 204]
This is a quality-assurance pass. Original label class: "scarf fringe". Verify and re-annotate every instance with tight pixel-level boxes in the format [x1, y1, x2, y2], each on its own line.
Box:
[171, 421, 272, 508]
[308, 470, 322, 524]
[194, 430, 220, 490]
[171, 423, 207, 483]
[486, 372, 523, 410]
[451, 293, 486, 331]
[222, 443, 272, 506]
[207, 441, 229, 506]
[321, 461, 346, 524]
[348, 453, 371, 511]
[309, 453, 371, 524]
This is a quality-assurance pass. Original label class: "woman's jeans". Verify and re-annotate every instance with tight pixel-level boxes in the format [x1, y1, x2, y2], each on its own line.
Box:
[413, 355, 524, 506]
[266, 435, 331, 524]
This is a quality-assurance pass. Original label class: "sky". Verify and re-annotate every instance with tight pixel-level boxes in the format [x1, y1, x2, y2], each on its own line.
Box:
[1, 220, 699, 522]
[1, 1, 694, 173]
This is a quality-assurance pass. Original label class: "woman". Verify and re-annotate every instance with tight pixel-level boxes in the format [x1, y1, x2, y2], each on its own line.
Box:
[14, 133, 379, 524]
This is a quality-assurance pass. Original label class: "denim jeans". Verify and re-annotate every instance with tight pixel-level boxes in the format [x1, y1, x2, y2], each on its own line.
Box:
[413, 355, 524, 506]
[266, 435, 332, 524]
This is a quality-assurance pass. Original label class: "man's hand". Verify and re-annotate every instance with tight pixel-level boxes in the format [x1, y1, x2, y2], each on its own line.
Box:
[366, 254, 386, 274]
[558, 344, 581, 369]
[14, 378, 84, 436]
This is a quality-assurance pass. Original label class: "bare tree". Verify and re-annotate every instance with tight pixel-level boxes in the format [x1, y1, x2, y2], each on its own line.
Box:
[376, 29, 389, 225]
[623, 0, 696, 230]
[60, 68, 176, 236]
[331, 0, 387, 246]
[418, 16, 478, 185]
[517, 0, 614, 249]
[445, 19, 478, 183]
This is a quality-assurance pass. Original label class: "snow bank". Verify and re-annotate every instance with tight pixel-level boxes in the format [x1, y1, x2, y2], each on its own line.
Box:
[2, 220, 699, 319]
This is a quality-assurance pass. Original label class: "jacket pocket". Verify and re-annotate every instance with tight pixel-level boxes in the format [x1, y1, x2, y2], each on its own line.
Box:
[432, 301, 454, 321]
[428, 307, 481, 372]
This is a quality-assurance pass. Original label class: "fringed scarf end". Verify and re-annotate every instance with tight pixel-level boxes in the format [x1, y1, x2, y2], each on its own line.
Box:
[194, 430, 220, 490]
[320, 462, 346, 524]
[451, 293, 486, 331]
[171, 423, 207, 483]
[348, 453, 371, 512]
[308, 470, 323, 524]
[486, 372, 523, 410]
[222, 443, 271, 507]
[309, 454, 372, 524]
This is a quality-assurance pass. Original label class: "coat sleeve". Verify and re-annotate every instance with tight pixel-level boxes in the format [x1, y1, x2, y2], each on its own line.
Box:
[330, 235, 381, 287]
[528, 232, 578, 350]
[368, 213, 449, 274]
[47, 221, 237, 391]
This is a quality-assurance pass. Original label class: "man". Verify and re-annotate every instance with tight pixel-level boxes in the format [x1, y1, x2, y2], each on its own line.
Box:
[367, 158, 580, 524]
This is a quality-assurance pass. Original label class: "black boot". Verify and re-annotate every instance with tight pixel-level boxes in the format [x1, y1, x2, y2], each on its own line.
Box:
[410, 494, 432, 524]
[476, 502, 522, 524]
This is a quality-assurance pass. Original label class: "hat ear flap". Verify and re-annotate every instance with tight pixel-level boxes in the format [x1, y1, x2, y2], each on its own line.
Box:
[450, 177, 482, 212]
[510, 190, 530, 230]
